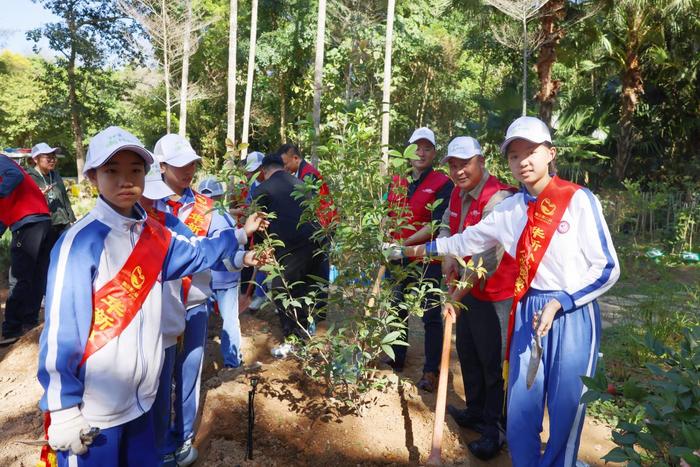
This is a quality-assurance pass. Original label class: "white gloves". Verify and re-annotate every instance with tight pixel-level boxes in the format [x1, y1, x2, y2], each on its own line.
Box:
[382, 242, 405, 261]
[48, 406, 93, 455]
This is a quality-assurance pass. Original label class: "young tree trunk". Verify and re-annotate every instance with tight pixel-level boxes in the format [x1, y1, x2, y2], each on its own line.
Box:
[161, 0, 172, 134]
[311, 0, 327, 167]
[535, 0, 565, 126]
[616, 21, 644, 181]
[67, 18, 86, 181]
[226, 0, 238, 144]
[380, 0, 396, 173]
[178, 0, 193, 136]
[240, 0, 258, 160]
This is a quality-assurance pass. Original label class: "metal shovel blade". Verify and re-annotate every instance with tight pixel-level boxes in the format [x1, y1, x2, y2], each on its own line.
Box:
[526, 333, 543, 390]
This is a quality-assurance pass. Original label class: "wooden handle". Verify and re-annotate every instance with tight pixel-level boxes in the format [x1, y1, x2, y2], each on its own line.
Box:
[365, 265, 386, 316]
[426, 309, 455, 466]
[245, 267, 258, 297]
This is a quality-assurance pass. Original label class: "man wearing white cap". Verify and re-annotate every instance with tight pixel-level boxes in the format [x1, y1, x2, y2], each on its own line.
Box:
[27, 143, 76, 244]
[154, 133, 241, 466]
[37, 126, 267, 466]
[385, 127, 453, 392]
[0, 151, 51, 345]
[438, 136, 517, 460]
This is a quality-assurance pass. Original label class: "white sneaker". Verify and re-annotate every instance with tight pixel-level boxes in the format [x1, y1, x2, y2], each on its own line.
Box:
[271, 342, 294, 358]
[249, 295, 266, 311]
[175, 438, 198, 467]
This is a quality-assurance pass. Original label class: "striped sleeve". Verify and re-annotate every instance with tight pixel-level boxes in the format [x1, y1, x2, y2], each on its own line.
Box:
[37, 220, 108, 412]
[559, 189, 620, 311]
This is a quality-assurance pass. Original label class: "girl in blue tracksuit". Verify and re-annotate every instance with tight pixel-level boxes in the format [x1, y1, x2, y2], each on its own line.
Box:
[154, 133, 242, 465]
[392, 117, 620, 466]
[37, 127, 263, 467]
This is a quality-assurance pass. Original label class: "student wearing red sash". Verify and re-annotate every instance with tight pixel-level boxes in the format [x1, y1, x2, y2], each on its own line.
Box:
[154, 134, 241, 466]
[37, 127, 267, 467]
[385, 127, 453, 392]
[438, 136, 517, 460]
[385, 117, 620, 466]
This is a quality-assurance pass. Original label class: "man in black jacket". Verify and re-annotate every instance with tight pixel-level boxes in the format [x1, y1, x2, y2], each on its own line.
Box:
[251, 153, 325, 354]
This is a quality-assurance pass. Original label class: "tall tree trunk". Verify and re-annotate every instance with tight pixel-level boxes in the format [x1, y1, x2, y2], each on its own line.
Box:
[178, 0, 192, 136]
[616, 16, 644, 181]
[535, 0, 565, 126]
[380, 0, 396, 173]
[279, 77, 287, 141]
[67, 19, 86, 181]
[311, 0, 327, 167]
[240, 0, 258, 160]
[226, 0, 238, 145]
[521, 16, 528, 116]
[162, 0, 171, 134]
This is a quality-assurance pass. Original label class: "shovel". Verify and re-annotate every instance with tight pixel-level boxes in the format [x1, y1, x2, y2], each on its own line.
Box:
[426, 306, 456, 466]
[238, 267, 258, 313]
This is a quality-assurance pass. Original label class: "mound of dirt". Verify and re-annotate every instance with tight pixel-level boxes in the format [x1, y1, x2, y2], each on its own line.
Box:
[0, 302, 618, 466]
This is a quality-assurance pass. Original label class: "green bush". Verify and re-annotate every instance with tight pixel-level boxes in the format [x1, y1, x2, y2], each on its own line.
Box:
[583, 327, 700, 466]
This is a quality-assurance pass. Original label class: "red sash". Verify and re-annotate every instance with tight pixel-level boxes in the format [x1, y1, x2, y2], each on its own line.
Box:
[81, 217, 172, 365]
[503, 177, 580, 380]
[184, 192, 214, 236]
[179, 192, 213, 302]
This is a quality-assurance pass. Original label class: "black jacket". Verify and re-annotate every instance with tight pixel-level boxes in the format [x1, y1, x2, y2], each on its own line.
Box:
[251, 169, 318, 255]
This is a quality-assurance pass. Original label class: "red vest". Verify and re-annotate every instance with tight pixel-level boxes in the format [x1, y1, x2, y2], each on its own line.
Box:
[298, 161, 338, 228]
[0, 158, 49, 227]
[449, 175, 517, 302]
[388, 169, 450, 241]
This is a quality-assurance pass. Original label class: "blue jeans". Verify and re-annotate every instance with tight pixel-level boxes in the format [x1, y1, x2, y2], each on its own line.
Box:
[214, 284, 243, 367]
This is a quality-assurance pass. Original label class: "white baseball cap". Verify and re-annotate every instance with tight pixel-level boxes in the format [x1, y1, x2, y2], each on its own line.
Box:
[500, 116, 552, 154]
[198, 177, 225, 197]
[153, 134, 201, 167]
[408, 127, 436, 146]
[440, 137, 482, 164]
[245, 151, 265, 172]
[143, 160, 175, 200]
[84, 126, 154, 175]
[31, 143, 60, 159]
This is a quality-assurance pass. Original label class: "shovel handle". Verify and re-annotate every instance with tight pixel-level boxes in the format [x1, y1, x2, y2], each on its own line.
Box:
[426, 309, 455, 466]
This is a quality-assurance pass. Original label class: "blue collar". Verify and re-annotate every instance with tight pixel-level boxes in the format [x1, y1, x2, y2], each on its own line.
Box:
[520, 185, 537, 205]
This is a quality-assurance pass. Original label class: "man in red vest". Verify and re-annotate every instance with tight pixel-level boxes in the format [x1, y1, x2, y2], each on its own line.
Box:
[439, 136, 516, 460]
[0, 153, 52, 346]
[386, 127, 453, 391]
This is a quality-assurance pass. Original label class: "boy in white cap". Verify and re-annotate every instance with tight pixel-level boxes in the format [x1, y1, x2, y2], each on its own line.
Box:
[36, 126, 267, 466]
[385, 116, 620, 466]
[385, 127, 453, 391]
[153, 134, 240, 465]
[438, 136, 516, 460]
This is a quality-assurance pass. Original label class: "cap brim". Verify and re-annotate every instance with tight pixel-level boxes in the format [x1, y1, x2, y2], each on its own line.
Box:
[409, 137, 435, 146]
[32, 147, 60, 159]
[500, 135, 549, 154]
[83, 144, 154, 175]
[143, 179, 175, 199]
[161, 152, 201, 167]
[245, 162, 262, 172]
[440, 153, 479, 164]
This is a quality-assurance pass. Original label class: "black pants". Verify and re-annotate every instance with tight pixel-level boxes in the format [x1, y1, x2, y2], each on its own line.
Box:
[272, 243, 328, 338]
[391, 262, 443, 373]
[456, 293, 512, 440]
[2, 220, 52, 337]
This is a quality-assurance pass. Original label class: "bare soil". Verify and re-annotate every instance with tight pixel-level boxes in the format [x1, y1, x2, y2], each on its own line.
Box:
[0, 295, 618, 466]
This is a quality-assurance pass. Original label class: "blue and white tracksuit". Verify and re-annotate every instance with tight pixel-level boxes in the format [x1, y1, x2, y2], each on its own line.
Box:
[212, 266, 243, 368]
[434, 187, 620, 466]
[37, 197, 247, 466]
[156, 188, 242, 446]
